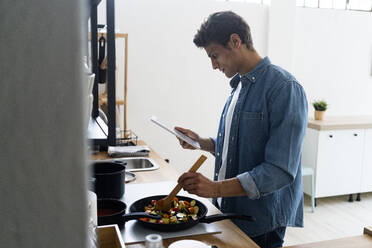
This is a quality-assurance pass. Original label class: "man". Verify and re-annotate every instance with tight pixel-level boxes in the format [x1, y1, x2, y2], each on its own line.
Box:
[176, 11, 308, 248]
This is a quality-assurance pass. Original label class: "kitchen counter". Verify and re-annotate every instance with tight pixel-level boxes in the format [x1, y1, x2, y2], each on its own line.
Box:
[308, 116, 372, 130]
[92, 140, 259, 248]
[92, 141, 372, 248]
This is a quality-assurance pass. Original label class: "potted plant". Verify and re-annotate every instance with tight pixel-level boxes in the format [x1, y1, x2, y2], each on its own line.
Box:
[312, 100, 328, 120]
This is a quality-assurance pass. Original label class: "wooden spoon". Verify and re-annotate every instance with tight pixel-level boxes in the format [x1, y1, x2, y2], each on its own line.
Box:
[155, 155, 207, 211]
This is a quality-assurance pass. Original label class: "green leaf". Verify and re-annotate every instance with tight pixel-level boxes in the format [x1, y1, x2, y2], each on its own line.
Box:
[312, 100, 328, 111]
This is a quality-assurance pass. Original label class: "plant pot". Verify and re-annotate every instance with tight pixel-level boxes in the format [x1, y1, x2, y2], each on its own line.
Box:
[314, 110, 325, 120]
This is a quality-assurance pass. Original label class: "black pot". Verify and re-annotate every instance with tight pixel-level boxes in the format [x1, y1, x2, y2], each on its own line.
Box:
[92, 161, 126, 199]
[97, 199, 161, 228]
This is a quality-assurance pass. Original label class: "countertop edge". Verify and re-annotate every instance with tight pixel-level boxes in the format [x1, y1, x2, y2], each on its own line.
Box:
[307, 116, 372, 130]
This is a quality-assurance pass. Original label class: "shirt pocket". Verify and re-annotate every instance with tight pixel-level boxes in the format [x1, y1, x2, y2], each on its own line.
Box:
[239, 111, 265, 147]
[240, 111, 264, 120]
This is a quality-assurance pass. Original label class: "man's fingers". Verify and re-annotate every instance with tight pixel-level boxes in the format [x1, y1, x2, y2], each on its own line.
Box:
[184, 184, 197, 192]
[175, 126, 196, 139]
[178, 172, 198, 185]
[178, 139, 196, 150]
[175, 126, 187, 133]
[178, 172, 192, 184]
[178, 139, 188, 148]
[175, 127, 199, 150]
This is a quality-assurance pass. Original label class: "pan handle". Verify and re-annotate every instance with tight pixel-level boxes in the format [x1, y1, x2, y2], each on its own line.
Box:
[121, 212, 162, 222]
[199, 213, 255, 224]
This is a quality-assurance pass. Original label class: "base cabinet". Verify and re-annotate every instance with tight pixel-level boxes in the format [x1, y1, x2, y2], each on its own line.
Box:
[302, 128, 371, 198]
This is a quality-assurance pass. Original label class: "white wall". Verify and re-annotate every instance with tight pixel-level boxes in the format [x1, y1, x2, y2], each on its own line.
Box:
[293, 8, 372, 116]
[267, 0, 297, 72]
[99, 0, 268, 178]
[99, 1, 372, 178]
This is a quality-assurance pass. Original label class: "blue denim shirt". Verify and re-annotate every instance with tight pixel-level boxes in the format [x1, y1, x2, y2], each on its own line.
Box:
[212, 57, 308, 237]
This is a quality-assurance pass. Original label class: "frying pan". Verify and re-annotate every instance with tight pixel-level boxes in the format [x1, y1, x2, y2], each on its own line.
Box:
[129, 195, 255, 232]
[97, 199, 161, 228]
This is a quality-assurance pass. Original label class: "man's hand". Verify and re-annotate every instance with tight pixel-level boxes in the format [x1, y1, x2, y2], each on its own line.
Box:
[174, 126, 215, 153]
[178, 172, 248, 199]
[178, 172, 221, 198]
[174, 127, 200, 150]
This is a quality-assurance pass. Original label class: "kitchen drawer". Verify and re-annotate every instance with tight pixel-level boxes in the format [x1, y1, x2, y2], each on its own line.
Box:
[98, 224, 125, 248]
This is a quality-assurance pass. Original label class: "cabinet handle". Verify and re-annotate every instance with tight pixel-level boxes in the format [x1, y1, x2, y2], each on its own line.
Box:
[329, 135, 333, 138]
[354, 133, 358, 137]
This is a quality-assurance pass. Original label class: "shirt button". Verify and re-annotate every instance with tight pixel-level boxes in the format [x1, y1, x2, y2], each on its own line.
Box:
[215, 173, 218, 176]
[217, 152, 220, 156]
[219, 133, 222, 137]
[232, 136, 234, 141]
[229, 159, 232, 163]
[252, 76, 256, 81]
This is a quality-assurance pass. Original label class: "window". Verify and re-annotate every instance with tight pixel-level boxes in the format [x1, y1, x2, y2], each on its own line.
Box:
[334, 0, 347, 9]
[349, 0, 372, 10]
[297, 0, 372, 11]
[223, 0, 371, 11]
[220, 0, 270, 4]
[319, 0, 334, 8]
[305, 0, 319, 8]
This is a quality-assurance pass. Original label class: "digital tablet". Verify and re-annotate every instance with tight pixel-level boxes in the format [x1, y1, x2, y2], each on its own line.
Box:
[150, 116, 201, 149]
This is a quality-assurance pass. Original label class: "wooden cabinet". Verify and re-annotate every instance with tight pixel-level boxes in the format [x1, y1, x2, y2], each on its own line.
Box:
[302, 117, 372, 198]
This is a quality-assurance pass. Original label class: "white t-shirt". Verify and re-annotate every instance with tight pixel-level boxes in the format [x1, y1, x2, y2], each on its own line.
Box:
[217, 81, 242, 206]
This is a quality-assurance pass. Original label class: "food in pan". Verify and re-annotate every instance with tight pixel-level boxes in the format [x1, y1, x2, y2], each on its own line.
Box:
[140, 197, 199, 224]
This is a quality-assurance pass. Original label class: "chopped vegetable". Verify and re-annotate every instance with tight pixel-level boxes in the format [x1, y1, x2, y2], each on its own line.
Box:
[149, 218, 157, 223]
[141, 198, 199, 224]
[162, 218, 170, 224]
[193, 206, 199, 214]
[188, 207, 195, 214]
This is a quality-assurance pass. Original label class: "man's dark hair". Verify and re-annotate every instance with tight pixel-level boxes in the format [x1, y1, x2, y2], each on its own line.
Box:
[193, 11, 253, 50]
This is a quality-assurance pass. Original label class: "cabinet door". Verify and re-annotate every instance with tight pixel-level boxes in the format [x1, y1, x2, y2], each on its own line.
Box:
[361, 129, 372, 192]
[315, 129, 364, 197]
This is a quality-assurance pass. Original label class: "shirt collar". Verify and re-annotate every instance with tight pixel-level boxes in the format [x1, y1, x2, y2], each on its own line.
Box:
[229, 74, 241, 89]
[229, 56, 271, 89]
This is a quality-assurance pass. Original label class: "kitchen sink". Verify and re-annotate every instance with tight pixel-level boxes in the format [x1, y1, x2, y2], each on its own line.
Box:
[104, 157, 159, 172]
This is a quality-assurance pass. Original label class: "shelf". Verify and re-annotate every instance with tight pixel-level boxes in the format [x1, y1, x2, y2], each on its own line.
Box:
[98, 32, 128, 39]
[93, 31, 129, 134]
[88, 32, 128, 40]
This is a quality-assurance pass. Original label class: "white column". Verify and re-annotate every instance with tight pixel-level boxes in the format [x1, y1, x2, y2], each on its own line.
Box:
[267, 0, 297, 73]
[0, 0, 88, 247]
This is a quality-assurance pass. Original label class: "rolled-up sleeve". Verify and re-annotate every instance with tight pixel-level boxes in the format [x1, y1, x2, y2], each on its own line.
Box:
[237, 172, 260, 199]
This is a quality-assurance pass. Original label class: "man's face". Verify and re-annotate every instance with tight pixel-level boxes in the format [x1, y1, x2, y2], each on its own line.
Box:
[205, 42, 238, 78]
